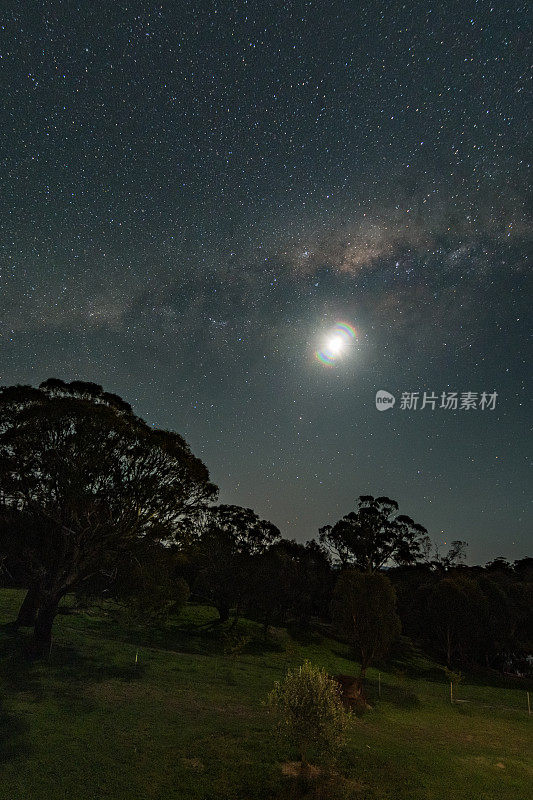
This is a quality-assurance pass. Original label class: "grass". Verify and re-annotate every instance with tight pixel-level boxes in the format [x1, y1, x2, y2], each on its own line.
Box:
[0, 589, 531, 799]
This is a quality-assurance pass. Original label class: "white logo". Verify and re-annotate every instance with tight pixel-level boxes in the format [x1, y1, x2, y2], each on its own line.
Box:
[375, 390, 396, 411]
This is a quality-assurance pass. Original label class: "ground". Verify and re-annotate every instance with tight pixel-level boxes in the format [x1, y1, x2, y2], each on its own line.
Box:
[0, 589, 531, 800]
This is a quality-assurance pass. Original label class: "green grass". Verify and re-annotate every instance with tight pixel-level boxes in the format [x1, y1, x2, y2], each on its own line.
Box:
[0, 589, 531, 799]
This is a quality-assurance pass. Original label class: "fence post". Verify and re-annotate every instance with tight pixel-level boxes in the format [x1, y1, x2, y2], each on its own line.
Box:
[528, 692, 531, 717]
[450, 682, 453, 704]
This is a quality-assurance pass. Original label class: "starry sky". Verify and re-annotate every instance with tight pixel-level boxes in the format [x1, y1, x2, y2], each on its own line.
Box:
[1, 1, 531, 563]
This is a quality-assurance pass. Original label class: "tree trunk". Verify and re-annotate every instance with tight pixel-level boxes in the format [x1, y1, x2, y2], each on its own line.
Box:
[446, 628, 452, 666]
[299, 752, 312, 780]
[216, 602, 230, 623]
[229, 607, 241, 630]
[31, 596, 60, 656]
[355, 664, 370, 707]
[15, 584, 41, 627]
[357, 664, 367, 692]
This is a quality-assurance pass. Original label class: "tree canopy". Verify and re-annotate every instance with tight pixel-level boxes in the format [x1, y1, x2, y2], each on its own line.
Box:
[190, 503, 281, 622]
[0, 379, 216, 651]
[331, 569, 401, 698]
[319, 495, 428, 571]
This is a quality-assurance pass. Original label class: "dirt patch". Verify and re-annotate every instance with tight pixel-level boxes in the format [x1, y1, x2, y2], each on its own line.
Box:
[332, 674, 371, 711]
[281, 763, 364, 796]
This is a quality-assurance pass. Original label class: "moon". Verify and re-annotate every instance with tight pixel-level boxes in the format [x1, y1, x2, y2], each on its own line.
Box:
[315, 321, 358, 366]
[327, 335, 345, 354]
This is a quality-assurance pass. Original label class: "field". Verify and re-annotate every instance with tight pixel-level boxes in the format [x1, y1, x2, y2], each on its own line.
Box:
[0, 589, 531, 800]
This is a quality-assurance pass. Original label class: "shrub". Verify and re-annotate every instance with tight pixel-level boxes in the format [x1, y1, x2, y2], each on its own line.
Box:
[267, 660, 350, 767]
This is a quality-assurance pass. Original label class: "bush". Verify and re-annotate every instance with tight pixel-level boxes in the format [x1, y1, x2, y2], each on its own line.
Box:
[267, 660, 350, 767]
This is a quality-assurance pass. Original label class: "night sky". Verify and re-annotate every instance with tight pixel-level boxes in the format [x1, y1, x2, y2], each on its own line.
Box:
[1, 1, 531, 563]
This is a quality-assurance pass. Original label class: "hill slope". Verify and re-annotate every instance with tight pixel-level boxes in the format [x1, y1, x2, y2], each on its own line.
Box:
[0, 589, 531, 800]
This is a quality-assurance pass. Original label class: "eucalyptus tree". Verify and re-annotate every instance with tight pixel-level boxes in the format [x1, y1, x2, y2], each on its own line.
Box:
[192, 503, 281, 623]
[0, 378, 216, 653]
[319, 495, 428, 571]
[331, 569, 401, 701]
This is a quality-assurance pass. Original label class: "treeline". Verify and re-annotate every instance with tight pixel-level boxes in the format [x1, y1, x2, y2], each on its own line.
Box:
[178, 512, 532, 676]
[0, 379, 531, 679]
[391, 558, 533, 673]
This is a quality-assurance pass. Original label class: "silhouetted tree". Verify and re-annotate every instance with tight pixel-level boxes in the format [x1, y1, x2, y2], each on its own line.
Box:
[476, 575, 513, 667]
[319, 495, 427, 571]
[484, 556, 514, 576]
[419, 575, 487, 666]
[191, 504, 280, 623]
[245, 539, 333, 632]
[0, 379, 216, 654]
[89, 537, 190, 622]
[431, 540, 468, 571]
[507, 580, 533, 665]
[389, 559, 533, 672]
[331, 569, 401, 702]
[513, 557, 533, 582]
[387, 562, 434, 641]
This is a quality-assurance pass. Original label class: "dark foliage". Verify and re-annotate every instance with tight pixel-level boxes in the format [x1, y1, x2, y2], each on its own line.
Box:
[0, 379, 216, 653]
[319, 495, 428, 571]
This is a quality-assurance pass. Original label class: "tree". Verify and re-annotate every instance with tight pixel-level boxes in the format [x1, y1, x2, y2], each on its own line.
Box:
[331, 569, 401, 701]
[245, 539, 333, 633]
[0, 379, 216, 653]
[191, 504, 280, 623]
[319, 495, 427, 571]
[387, 562, 434, 642]
[390, 560, 533, 672]
[507, 580, 533, 670]
[431, 540, 468, 571]
[109, 539, 190, 623]
[267, 660, 349, 770]
[513, 557, 533, 583]
[71, 535, 190, 624]
[421, 575, 487, 667]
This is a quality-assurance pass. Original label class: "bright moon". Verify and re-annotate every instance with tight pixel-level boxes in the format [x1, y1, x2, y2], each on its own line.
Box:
[327, 335, 345, 354]
[316, 321, 358, 366]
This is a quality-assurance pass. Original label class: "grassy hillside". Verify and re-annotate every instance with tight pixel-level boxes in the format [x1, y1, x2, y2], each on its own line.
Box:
[0, 589, 531, 800]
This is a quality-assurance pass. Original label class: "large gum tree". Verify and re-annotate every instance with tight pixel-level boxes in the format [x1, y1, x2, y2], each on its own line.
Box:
[0, 379, 217, 654]
[319, 495, 428, 571]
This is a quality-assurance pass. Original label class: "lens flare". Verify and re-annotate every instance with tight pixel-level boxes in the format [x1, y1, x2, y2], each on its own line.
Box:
[315, 321, 357, 366]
